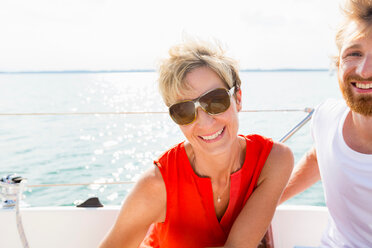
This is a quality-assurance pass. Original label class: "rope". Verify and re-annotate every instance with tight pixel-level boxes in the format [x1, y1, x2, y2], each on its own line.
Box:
[0, 111, 166, 116]
[15, 181, 29, 248]
[28, 181, 136, 188]
[0, 108, 313, 116]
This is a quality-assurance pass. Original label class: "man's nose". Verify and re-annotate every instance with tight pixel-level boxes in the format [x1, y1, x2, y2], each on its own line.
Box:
[356, 54, 372, 79]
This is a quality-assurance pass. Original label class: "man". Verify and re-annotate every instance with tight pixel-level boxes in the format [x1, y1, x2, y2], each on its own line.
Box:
[280, 0, 372, 247]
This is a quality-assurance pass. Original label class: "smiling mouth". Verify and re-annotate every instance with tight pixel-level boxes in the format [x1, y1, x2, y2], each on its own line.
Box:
[351, 82, 372, 90]
[200, 128, 224, 141]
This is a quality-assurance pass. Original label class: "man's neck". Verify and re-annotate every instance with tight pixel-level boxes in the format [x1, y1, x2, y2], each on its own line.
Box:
[343, 111, 372, 154]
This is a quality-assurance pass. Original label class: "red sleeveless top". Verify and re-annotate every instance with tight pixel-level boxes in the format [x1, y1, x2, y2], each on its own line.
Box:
[140, 134, 273, 248]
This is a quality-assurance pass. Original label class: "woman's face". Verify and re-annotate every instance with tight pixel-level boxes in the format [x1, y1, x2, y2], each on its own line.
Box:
[177, 66, 242, 156]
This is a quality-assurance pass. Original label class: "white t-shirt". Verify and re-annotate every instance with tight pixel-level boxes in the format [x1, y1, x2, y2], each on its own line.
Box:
[311, 99, 372, 248]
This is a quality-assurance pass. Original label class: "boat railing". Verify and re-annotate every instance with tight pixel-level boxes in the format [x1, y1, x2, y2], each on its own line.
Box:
[2, 107, 314, 189]
[279, 108, 314, 142]
[0, 108, 311, 116]
[1, 107, 314, 189]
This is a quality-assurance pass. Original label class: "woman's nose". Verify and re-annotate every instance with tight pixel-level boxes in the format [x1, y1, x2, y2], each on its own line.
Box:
[195, 107, 214, 126]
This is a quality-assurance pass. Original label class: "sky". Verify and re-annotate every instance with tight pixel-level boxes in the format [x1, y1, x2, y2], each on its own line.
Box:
[0, 0, 344, 71]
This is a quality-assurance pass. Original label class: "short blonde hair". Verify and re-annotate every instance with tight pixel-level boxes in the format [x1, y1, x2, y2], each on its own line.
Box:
[158, 40, 241, 107]
[335, 0, 372, 65]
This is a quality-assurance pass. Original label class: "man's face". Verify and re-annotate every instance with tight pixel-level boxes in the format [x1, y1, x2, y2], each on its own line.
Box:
[338, 23, 372, 116]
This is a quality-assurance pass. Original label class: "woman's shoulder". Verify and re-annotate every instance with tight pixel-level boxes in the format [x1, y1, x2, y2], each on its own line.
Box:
[256, 141, 294, 186]
[270, 142, 293, 161]
[154, 142, 189, 178]
[264, 142, 294, 175]
[117, 166, 167, 226]
[155, 141, 186, 165]
[135, 166, 166, 196]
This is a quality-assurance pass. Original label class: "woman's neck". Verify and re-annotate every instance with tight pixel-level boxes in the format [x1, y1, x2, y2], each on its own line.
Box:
[187, 137, 246, 181]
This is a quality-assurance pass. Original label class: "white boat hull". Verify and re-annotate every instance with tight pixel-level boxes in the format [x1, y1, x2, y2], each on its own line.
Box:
[0, 205, 328, 248]
[272, 205, 328, 248]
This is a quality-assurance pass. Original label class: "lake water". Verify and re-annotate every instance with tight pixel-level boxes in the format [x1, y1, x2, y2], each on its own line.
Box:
[0, 71, 342, 207]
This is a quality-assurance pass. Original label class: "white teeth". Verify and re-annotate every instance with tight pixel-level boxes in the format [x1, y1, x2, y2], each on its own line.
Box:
[356, 83, 372, 89]
[200, 128, 223, 140]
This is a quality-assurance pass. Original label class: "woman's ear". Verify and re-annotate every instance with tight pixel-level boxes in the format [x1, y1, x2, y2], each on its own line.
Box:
[235, 88, 242, 112]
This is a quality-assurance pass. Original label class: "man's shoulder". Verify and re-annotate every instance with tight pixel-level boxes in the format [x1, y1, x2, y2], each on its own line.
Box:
[316, 98, 346, 112]
[313, 98, 347, 121]
[311, 98, 348, 139]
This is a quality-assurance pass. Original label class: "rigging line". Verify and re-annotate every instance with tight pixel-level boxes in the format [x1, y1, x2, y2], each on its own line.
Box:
[0, 108, 313, 116]
[27, 181, 136, 188]
[16, 181, 29, 248]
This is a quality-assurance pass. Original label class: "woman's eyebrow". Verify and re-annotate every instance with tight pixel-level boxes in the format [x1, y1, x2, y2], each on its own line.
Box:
[344, 43, 362, 51]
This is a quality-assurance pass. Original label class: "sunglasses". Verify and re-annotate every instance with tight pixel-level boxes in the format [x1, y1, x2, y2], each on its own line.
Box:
[169, 86, 236, 125]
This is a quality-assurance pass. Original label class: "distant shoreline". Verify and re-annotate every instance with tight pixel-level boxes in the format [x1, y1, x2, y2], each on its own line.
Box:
[0, 68, 330, 74]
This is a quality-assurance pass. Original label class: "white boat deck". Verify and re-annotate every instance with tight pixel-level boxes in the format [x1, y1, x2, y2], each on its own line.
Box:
[0, 204, 328, 248]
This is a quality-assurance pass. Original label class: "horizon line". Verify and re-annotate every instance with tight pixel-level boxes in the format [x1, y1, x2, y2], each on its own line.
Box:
[0, 68, 330, 74]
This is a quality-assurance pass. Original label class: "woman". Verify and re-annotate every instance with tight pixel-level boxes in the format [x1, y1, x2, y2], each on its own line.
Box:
[100, 40, 293, 248]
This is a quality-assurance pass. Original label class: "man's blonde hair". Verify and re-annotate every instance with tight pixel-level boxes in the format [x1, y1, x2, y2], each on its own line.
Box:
[335, 0, 372, 65]
[158, 39, 241, 107]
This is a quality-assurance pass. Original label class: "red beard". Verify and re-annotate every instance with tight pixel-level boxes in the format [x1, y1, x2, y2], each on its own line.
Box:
[339, 75, 372, 116]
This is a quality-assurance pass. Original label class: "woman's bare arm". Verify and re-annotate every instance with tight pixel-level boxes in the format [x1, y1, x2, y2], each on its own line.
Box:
[221, 142, 294, 248]
[99, 166, 166, 248]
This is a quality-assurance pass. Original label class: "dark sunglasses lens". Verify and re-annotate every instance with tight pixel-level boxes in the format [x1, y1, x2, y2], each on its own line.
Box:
[169, 101, 196, 125]
[200, 88, 230, 114]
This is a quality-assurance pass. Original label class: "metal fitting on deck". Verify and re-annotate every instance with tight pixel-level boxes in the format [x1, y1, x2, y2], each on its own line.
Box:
[0, 174, 26, 208]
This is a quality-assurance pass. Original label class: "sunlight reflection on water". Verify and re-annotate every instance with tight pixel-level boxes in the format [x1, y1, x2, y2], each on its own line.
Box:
[0, 71, 341, 207]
